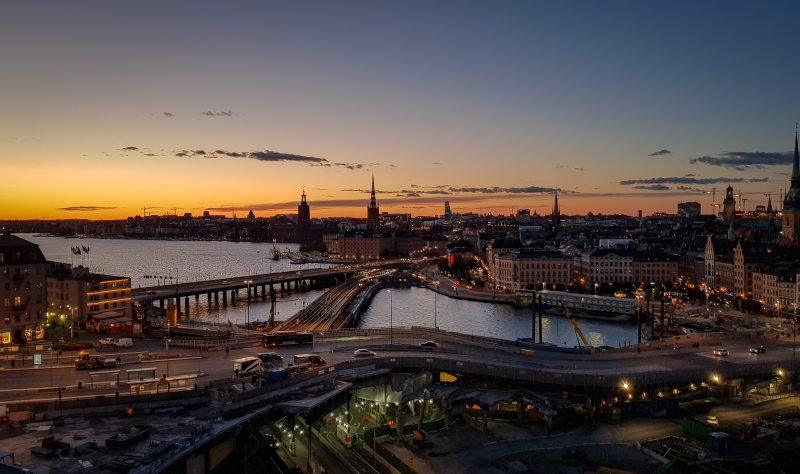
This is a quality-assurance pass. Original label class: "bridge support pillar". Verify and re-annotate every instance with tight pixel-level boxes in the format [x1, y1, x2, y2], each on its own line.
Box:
[482, 405, 489, 432]
[231, 290, 237, 305]
[207, 293, 212, 304]
[175, 298, 181, 316]
[280, 281, 285, 294]
[184, 297, 190, 319]
[213, 292, 218, 306]
[159, 299, 164, 309]
[516, 400, 523, 423]
[395, 408, 405, 438]
[222, 291, 227, 306]
[194, 293, 199, 301]
[261, 284, 266, 300]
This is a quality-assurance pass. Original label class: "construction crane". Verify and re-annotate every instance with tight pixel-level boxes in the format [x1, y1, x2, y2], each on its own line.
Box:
[559, 301, 591, 348]
[141, 206, 160, 217]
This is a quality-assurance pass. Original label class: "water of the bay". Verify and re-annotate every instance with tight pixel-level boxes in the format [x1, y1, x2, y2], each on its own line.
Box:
[21, 234, 637, 347]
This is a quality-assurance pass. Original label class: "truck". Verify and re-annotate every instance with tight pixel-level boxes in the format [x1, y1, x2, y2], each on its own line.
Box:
[293, 353, 326, 366]
[114, 338, 133, 348]
[232, 357, 264, 377]
[74, 351, 119, 370]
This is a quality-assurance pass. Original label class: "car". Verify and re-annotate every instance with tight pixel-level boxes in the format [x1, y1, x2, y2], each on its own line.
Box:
[353, 349, 376, 357]
[749, 346, 766, 354]
[706, 415, 719, 426]
[98, 337, 115, 346]
[419, 341, 440, 349]
[712, 348, 729, 357]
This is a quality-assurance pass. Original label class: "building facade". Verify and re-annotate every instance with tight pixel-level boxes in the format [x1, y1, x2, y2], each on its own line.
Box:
[490, 249, 571, 291]
[46, 264, 132, 332]
[0, 234, 47, 344]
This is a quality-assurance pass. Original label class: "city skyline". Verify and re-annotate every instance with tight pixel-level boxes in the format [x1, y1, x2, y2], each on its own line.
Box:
[3, 1, 799, 220]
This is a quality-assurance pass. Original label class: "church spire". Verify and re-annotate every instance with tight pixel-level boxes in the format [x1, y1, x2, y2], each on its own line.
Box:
[369, 173, 377, 208]
[793, 123, 800, 185]
[552, 191, 561, 229]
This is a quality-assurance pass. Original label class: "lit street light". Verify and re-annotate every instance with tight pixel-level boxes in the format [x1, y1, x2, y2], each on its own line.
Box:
[244, 280, 253, 328]
[432, 280, 440, 329]
[387, 289, 393, 345]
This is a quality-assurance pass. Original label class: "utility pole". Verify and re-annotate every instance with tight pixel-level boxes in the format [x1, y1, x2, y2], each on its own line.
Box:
[531, 291, 537, 342]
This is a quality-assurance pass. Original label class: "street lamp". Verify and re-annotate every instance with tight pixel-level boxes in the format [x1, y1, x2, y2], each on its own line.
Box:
[387, 289, 393, 345]
[792, 317, 798, 388]
[244, 280, 253, 328]
[67, 305, 76, 339]
[432, 280, 440, 329]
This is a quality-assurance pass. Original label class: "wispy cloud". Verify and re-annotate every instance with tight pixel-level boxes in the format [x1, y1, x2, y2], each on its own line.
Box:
[448, 186, 560, 194]
[633, 185, 670, 191]
[342, 185, 557, 196]
[648, 149, 672, 156]
[121, 147, 366, 169]
[58, 206, 118, 211]
[163, 112, 174, 118]
[620, 176, 768, 186]
[556, 165, 586, 171]
[202, 110, 234, 117]
[690, 151, 792, 170]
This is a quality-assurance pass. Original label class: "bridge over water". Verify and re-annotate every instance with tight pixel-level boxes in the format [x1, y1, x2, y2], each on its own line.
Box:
[131, 260, 415, 319]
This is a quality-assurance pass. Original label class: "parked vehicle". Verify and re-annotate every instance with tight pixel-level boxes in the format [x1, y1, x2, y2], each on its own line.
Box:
[712, 348, 729, 357]
[232, 357, 264, 377]
[114, 338, 133, 348]
[706, 415, 719, 426]
[353, 349, 376, 357]
[749, 345, 766, 354]
[293, 354, 326, 366]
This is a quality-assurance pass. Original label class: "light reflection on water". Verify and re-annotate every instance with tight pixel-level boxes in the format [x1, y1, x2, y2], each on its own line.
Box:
[22, 234, 637, 345]
[358, 286, 638, 348]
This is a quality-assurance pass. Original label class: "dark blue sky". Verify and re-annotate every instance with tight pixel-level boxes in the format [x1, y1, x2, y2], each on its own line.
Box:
[2, 1, 799, 218]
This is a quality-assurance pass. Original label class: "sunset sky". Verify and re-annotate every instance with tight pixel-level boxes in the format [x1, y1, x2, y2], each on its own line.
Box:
[2, 1, 799, 220]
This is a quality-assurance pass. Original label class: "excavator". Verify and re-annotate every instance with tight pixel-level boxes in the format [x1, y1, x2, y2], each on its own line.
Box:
[559, 301, 592, 350]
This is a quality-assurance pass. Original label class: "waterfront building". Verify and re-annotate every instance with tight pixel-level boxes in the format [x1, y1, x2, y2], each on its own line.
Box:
[631, 251, 679, 285]
[297, 188, 311, 242]
[0, 234, 47, 343]
[782, 129, 800, 240]
[328, 231, 425, 260]
[489, 249, 571, 291]
[579, 249, 633, 286]
[46, 263, 132, 333]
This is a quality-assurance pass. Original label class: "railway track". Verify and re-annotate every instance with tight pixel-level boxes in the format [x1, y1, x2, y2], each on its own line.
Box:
[273, 280, 365, 332]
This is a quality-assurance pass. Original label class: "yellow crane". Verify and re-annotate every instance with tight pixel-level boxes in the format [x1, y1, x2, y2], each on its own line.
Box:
[560, 301, 591, 348]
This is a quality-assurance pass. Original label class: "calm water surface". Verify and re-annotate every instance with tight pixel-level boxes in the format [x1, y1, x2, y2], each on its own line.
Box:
[21, 234, 637, 346]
